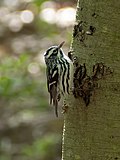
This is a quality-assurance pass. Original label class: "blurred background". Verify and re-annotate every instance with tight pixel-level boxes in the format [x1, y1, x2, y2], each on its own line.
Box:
[0, 0, 76, 159]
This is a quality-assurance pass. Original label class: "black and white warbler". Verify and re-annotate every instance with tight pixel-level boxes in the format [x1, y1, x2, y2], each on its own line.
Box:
[44, 41, 72, 117]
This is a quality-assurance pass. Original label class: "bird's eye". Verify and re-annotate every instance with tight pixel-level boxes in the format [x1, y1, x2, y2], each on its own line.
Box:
[53, 49, 58, 54]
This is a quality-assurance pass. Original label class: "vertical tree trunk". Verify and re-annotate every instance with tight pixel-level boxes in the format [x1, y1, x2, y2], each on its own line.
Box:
[62, 0, 120, 159]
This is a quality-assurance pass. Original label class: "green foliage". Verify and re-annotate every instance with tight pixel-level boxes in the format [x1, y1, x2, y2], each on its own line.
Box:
[35, 20, 59, 38]
[0, 155, 10, 160]
[22, 134, 60, 159]
[33, 0, 49, 6]
[0, 54, 48, 109]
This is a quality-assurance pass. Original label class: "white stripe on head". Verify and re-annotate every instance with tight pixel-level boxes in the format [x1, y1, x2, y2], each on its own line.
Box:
[44, 46, 57, 58]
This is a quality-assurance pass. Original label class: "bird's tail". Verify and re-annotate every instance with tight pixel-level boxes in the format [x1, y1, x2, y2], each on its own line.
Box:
[49, 85, 58, 117]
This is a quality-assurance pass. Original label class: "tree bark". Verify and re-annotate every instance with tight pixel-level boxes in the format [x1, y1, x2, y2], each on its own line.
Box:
[62, 0, 120, 159]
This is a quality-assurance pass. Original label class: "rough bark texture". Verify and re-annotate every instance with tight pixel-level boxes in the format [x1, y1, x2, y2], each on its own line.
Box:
[62, 0, 120, 159]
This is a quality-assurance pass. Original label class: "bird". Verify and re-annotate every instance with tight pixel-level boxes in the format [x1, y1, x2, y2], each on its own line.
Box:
[44, 41, 72, 117]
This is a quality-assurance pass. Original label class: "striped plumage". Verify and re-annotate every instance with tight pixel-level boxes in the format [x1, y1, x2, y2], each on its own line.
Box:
[44, 41, 71, 117]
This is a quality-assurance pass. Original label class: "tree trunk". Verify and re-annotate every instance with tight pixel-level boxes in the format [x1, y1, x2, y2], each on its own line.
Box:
[62, 0, 120, 159]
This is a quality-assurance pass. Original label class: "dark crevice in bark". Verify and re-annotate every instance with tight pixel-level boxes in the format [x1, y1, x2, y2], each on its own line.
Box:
[68, 51, 113, 106]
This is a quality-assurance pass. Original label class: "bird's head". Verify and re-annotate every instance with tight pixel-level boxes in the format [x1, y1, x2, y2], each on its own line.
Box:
[44, 41, 65, 59]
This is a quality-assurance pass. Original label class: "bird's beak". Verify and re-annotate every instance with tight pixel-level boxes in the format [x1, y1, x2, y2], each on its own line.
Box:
[57, 41, 65, 49]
